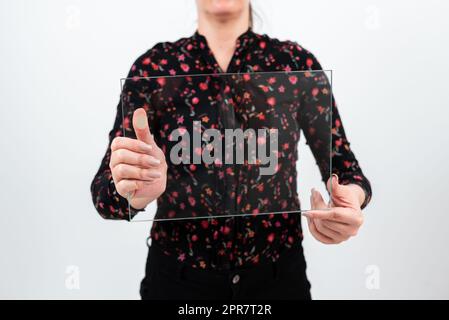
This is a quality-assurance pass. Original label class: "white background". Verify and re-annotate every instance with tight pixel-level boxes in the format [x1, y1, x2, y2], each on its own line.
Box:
[0, 0, 448, 299]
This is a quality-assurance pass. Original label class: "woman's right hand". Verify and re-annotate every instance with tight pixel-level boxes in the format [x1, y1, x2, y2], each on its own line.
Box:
[109, 108, 167, 210]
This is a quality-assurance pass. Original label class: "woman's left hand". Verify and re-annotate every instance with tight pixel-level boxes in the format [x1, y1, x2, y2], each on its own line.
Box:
[303, 175, 366, 244]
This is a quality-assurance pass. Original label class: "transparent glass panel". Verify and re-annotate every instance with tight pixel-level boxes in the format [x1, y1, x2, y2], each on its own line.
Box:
[119, 71, 332, 221]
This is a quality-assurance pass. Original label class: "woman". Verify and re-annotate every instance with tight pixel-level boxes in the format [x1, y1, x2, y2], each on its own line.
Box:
[91, 0, 372, 300]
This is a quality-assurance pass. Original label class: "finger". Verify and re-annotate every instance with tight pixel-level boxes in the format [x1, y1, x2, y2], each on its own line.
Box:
[110, 149, 161, 169]
[112, 163, 162, 182]
[321, 220, 357, 236]
[111, 136, 152, 154]
[303, 209, 333, 221]
[327, 174, 341, 195]
[305, 207, 362, 226]
[314, 219, 345, 241]
[327, 174, 354, 207]
[114, 179, 152, 198]
[133, 108, 155, 145]
[326, 174, 340, 206]
[306, 216, 335, 244]
[311, 188, 328, 210]
[114, 179, 138, 198]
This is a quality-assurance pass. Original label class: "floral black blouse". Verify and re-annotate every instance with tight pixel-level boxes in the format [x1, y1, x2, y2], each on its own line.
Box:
[91, 28, 372, 270]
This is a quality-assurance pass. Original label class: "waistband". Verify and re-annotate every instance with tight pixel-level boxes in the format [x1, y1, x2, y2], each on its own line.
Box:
[147, 241, 305, 284]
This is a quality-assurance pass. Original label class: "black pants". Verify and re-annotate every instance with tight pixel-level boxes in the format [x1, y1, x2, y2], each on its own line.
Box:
[140, 243, 312, 300]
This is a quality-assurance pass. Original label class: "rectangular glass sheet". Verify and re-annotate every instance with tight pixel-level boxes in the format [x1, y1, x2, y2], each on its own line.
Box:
[119, 70, 333, 221]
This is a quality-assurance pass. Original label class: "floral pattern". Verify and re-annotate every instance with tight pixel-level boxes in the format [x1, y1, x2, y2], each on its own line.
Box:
[91, 28, 371, 270]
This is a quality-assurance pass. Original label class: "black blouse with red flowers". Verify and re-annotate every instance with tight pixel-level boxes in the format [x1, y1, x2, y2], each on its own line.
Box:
[91, 28, 372, 270]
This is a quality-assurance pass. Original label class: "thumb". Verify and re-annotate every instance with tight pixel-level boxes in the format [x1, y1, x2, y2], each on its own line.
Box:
[132, 108, 154, 145]
[310, 188, 327, 210]
[327, 174, 356, 207]
[327, 174, 345, 199]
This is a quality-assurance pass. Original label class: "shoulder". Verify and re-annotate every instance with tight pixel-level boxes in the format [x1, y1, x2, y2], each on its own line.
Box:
[127, 36, 192, 77]
[259, 33, 324, 71]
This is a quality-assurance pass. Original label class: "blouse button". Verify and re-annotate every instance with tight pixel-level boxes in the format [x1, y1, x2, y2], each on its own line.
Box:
[232, 274, 240, 284]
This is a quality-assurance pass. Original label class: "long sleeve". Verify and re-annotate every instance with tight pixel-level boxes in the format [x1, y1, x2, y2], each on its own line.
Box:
[90, 98, 130, 219]
[90, 47, 161, 219]
[299, 51, 372, 209]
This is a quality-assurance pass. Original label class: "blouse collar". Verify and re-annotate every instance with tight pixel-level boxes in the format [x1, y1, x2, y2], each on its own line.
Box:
[188, 27, 260, 73]
[191, 27, 257, 52]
